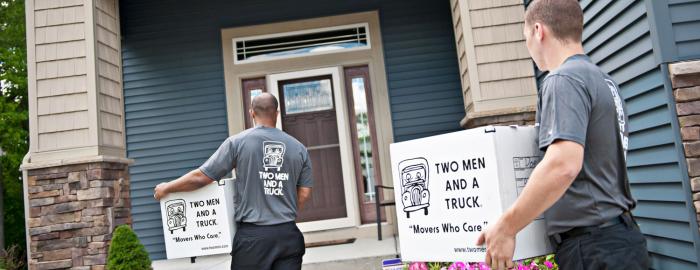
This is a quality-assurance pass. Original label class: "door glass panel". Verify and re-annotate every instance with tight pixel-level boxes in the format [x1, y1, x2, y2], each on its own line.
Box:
[250, 89, 263, 99]
[282, 79, 334, 114]
[351, 77, 376, 203]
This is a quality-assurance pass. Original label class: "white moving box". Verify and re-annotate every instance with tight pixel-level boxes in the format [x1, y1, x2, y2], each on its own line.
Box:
[390, 126, 552, 262]
[160, 179, 236, 259]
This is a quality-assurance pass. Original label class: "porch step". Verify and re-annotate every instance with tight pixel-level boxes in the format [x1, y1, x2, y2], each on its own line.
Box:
[302, 236, 400, 268]
[302, 255, 399, 270]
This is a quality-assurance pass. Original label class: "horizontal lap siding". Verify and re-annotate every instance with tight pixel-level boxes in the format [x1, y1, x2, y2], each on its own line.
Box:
[120, 0, 462, 259]
[582, 1, 698, 269]
[669, 0, 700, 59]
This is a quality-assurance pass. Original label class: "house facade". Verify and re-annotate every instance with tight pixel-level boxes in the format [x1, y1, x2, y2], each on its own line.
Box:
[20, 0, 700, 269]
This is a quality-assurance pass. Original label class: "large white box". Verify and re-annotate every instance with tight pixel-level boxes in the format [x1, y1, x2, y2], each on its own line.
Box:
[390, 126, 552, 262]
[160, 179, 236, 259]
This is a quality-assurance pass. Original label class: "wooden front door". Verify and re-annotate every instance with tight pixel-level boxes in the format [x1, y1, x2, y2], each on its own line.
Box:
[278, 75, 347, 222]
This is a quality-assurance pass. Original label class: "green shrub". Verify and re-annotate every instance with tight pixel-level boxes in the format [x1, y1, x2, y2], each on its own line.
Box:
[0, 244, 26, 270]
[107, 225, 151, 270]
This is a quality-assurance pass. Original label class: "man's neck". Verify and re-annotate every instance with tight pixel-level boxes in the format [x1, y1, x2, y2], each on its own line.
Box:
[546, 43, 585, 71]
[256, 122, 276, 128]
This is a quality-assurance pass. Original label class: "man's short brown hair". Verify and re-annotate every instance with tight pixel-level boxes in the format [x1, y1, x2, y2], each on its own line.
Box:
[525, 0, 584, 43]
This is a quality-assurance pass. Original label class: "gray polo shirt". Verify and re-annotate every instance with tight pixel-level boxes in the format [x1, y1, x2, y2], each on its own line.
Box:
[199, 126, 313, 225]
[536, 54, 636, 235]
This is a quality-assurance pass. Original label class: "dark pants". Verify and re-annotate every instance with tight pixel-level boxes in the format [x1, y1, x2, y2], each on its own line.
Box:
[231, 221, 305, 270]
[553, 215, 650, 270]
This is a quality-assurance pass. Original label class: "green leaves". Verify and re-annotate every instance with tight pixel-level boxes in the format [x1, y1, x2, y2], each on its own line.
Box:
[107, 225, 152, 270]
[0, 0, 28, 259]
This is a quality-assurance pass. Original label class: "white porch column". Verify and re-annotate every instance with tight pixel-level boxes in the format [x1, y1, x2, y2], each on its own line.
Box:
[23, 1, 130, 269]
[25, 0, 126, 164]
[449, 0, 538, 128]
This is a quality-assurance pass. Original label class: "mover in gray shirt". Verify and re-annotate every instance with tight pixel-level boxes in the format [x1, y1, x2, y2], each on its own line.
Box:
[154, 93, 313, 270]
[476, 1, 648, 269]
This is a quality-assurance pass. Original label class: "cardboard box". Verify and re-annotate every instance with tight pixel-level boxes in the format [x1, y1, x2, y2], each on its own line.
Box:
[160, 179, 236, 259]
[390, 126, 552, 262]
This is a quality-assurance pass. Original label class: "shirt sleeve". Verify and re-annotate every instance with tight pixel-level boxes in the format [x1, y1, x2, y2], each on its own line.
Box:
[199, 136, 238, 181]
[538, 74, 591, 150]
[297, 149, 313, 187]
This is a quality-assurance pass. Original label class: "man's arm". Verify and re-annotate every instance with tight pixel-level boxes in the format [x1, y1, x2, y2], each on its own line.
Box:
[502, 140, 582, 234]
[154, 169, 215, 201]
[297, 187, 312, 211]
[476, 140, 583, 269]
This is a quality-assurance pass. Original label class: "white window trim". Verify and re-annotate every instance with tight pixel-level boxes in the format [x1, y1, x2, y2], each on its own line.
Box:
[233, 23, 371, 65]
[267, 67, 360, 232]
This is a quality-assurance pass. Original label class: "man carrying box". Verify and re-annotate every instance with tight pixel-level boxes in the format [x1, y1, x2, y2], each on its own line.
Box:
[476, 0, 649, 269]
[153, 93, 313, 270]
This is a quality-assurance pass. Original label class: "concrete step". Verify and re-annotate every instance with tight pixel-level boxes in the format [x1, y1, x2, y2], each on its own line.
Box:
[302, 255, 399, 270]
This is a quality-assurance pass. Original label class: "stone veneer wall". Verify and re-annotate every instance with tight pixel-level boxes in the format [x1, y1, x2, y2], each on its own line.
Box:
[669, 60, 700, 225]
[26, 162, 131, 270]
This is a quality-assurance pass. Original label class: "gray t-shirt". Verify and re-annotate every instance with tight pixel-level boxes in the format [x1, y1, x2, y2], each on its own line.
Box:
[199, 126, 313, 225]
[536, 54, 635, 235]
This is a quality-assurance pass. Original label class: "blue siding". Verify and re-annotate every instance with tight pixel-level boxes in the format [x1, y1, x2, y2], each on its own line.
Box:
[668, 0, 700, 59]
[582, 1, 699, 269]
[120, 0, 462, 260]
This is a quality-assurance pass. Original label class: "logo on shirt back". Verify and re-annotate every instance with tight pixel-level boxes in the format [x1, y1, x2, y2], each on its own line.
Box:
[260, 141, 289, 196]
[605, 79, 629, 160]
[262, 141, 286, 171]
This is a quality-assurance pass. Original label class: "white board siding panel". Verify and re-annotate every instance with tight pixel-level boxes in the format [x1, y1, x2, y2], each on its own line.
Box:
[38, 129, 91, 151]
[477, 59, 534, 83]
[94, 0, 125, 149]
[450, 0, 536, 117]
[468, 0, 523, 10]
[35, 23, 85, 44]
[36, 75, 88, 97]
[34, 0, 84, 11]
[470, 5, 524, 28]
[37, 111, 89, 133]
[35, 40, 87, 62]
[34, 5, 85, 27]
[474, 41, 530, 64]
[37, 93, 88, 115]
[36, 58, 87, 80]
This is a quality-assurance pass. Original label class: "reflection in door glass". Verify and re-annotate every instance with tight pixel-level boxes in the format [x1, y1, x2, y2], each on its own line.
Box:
[282, 79, 333, 114]
[352, 77, 376, 203]
[250, 89, 263, 100]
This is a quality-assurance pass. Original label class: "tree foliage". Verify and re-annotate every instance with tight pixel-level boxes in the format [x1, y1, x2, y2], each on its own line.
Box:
[0, 0, 28, 259]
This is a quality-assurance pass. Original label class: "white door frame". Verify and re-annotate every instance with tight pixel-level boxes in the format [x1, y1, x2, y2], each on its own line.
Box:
[266, 66, 360, 232]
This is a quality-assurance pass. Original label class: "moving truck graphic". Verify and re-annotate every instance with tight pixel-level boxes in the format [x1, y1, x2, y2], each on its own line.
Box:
[399, 158, 430, 218]
[165, 199, 187, 234]
[263, 141, 286, 171]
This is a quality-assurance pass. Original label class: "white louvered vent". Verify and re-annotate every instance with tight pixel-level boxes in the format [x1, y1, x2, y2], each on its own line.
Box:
[233, 23, 370, 64]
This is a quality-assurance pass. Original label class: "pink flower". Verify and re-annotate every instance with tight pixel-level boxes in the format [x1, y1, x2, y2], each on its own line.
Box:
[478, 262, 490, 270]
[409, 262, 428, 270]
[517, 263, 530, 270]
[449, 262, 467, 270]
[544, 261, 554, 269]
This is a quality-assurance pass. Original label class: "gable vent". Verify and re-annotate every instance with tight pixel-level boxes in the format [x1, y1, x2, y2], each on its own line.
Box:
[233, 23, 370, 64]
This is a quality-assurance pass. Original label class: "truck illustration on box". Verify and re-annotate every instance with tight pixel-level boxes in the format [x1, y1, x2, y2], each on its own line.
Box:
[263, 141, 286, 171]
[398, 157, 430, 218]
[165, 199, 187, 234]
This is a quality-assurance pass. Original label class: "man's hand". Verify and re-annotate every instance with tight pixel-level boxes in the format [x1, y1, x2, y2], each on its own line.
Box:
[154, 182, 170, 201]
[476, 218, 516, 270]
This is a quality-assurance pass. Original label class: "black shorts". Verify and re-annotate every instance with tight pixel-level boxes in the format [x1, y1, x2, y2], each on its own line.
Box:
[231, 221, 305, 270]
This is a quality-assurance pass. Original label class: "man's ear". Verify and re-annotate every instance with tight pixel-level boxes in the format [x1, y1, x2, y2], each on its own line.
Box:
[534, 22, 545, 42]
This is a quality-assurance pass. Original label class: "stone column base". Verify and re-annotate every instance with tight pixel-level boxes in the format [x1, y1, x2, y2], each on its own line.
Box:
[25, 161, 131, 270]
[670, 60, 700, 227]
